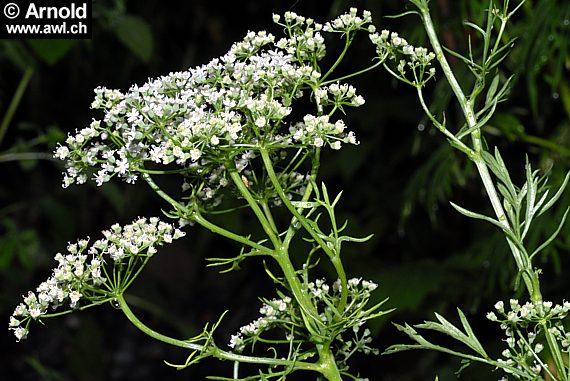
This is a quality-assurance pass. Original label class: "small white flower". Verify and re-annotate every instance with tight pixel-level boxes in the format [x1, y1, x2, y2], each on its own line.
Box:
[69, 291, 82, 308]
[13, 327, 28, 341]
[495, 301, 504, 313]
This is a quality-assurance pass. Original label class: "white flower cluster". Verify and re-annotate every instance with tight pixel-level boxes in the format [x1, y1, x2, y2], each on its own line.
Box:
[227, 277, 379, 357]
[95, 217, 185, 261]
[311, 278, 380, 371]
[290, 115, 357, 150]
[310, 278, 377, 322]
[10, 217, 185, 342]
[229, 296, 293, 352]
[315, 83, 365, 113]
[323, 8, 375, 34]
[487, 299, 570, 324]
[369, 30, 436, 86]
[274, 12, 326, 62]
[487, 299, 570, 377]
[55, 11, 365, 195]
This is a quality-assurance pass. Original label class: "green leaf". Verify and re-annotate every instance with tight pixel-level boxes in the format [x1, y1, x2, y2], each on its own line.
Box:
[457, 308, 487, 357]
[485, 74, 500, 107]
[538, 171, 570, 217]
[449, 202, 505, 231]
[113, 15, 153, 62]
[530, 207, 569, 260]
[27, 39, 78, 65]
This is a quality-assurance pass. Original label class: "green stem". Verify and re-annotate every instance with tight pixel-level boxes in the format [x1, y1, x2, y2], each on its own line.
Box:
[283, 150, 321, 250]
[273, 247, 326, 336]
[0, 67, 34, 146]
[261, 200, 279, 233]
[228, 168, 282, 249]
[116, 293, 322, 371]
[42, 297, 114, 318]
[260, 148, 348, 305]
[417, 3, 541, 302]
[543, 321, 567, 381]
[416, 87, 475, 157]
[192, 211, 273, 255]
[260, 148, 348, 311]
[141, 172, 273, 255]
[260, 148, 334, 260]
[317, 345, 344, 381]
[321, 33, 353, 82]
[117, 293, 202, 350]
[320, 61, 383, 86]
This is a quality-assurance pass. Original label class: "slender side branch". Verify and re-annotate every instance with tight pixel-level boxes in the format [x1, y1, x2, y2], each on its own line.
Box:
[142, 172, 273, 255]
[116, 294, 322, 371]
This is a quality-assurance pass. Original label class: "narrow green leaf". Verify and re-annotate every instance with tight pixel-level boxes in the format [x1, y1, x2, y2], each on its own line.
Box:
[332, 190, 343, 207]
[530, 208, 569, 260]
[449, 202, 505, 231]
[464, 21, 486, 36]
[538, 171, 570, 217]
[443, 46, 482, 70]
[384, 11, 420, 18]
[339, 233, 374, 243]
[496, 182, 516, 208]
[457, 309, 487, 357]
[485, 74, 500, 107]
[522, 161, 537, 239]
[321, 182, 330, 205]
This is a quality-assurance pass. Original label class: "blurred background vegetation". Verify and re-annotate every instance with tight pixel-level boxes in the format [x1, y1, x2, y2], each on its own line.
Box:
[1, 0, 569, 379]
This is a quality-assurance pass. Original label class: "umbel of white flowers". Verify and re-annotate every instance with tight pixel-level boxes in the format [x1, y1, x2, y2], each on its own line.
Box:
[52, 11, 371, 195]
[9, 217, 185, 341]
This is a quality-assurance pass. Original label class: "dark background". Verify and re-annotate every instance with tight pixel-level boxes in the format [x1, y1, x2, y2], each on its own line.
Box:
[1, 0, 569, 380]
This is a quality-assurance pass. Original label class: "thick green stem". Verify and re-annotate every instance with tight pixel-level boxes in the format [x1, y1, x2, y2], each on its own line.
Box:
[417, 3, 541, 303]
[259, 148, 348, 310]
[317, 345, 344, 381]
[227, 161, 328, 334]
[273, 248, 326, 336]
